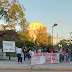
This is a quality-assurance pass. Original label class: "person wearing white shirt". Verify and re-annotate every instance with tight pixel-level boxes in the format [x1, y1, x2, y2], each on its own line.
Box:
[16, 47, 22, 63]
[30, 49, 34, 65]
[38, 48, 41, 53]
[34, 48, 36, 53]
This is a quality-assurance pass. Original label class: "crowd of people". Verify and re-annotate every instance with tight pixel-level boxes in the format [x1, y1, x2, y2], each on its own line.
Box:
[59, 48, 71, 63]
[16, 46, 71, 64]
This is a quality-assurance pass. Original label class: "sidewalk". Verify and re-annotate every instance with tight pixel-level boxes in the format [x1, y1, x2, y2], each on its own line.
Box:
[0, 57, 72, 70]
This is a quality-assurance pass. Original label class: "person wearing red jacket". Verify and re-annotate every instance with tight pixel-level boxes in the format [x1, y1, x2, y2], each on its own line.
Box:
[49, 49, 53, 53]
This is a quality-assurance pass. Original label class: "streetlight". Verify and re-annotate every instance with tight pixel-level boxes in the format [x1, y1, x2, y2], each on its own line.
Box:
[52, 24, 57, 47]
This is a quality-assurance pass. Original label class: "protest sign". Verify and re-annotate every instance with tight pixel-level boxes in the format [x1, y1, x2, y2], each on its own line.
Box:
[31, 53, 59, 65]
[45, 53, 59, 63]
[31, 53, 45, 64]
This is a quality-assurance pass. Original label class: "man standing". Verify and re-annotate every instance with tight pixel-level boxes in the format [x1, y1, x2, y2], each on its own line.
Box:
[16, 47, 22, 64]
[23, 47, 27, 61]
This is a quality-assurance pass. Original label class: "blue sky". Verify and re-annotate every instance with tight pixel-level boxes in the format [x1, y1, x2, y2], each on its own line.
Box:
[19, 0, 72, 43]
[0, 0, 72, 44]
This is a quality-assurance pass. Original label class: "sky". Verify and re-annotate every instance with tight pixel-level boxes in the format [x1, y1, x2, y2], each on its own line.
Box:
[0, 0, 72, 44]
[19, 0, 72, 44]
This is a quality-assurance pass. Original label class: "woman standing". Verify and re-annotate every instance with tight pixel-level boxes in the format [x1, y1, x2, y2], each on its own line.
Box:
[62, 48, 66, 63]
[21, 49, 24, 64]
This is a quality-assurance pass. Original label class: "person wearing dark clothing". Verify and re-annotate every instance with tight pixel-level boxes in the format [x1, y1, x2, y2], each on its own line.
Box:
[62, 48, 66, 62]
[16, 47, 22, 63]
[43, 47, 47, 52]
[68, 49, 71, 62]
[53, 48, 55, 53]
[47, 47, 50, 53]
[28, 47, 31, 60]
[66, 49, 68, 62]
[59, 48, 62, 63]
[23, 47, 27, 61]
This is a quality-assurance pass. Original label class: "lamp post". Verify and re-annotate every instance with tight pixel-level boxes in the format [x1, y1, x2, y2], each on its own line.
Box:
[52, 24, 57, 47]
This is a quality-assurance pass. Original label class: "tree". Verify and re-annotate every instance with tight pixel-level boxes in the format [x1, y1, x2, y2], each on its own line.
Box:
[58, 39, 72, 49]
[19, 18, 26, 32]
[0, 24, 10, 31]
[18, 31, 33, 42]
[35, 28, 52, 46]
[0, 0, 26, 30]
[0, 30, 19, 41]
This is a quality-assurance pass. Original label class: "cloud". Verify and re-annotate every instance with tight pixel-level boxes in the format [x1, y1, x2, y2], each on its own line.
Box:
[58, 20, 66, 22]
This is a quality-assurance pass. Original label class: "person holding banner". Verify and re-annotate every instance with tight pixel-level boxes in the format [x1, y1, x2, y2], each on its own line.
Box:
[59, 48, 62, 63]
[47, 47, 50, 53]
[49, 49, 53, 53]
[62, 48, 66, 63]
[34, 48, 36, 53]
[37, 47, 41, 53]
[43, 47, 47, 53]
[66, 49, 68, 62]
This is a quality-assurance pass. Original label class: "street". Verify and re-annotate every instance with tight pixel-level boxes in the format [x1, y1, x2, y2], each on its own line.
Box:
[0, 70, 72, 72]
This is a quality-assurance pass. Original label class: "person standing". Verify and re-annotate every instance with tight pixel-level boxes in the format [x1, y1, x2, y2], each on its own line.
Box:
[23, 47, 27, 61]
[68, 49, 71, 63]
[34, 48, 36, 53]
[43, 47, 47, 53]
[47, 47, 50, 53]
[38, 47, 41, 53]
[16, 47, 22, 64]
[66, 49, 68, 62]
[49, 49, 53, 53]
[53, 48, 55, 53]
[30, 49, 34, 65]
[28, 47, 31, 60]
[59, 48, 62, 63]
[21, 49, 24, 64]
[62, 48, 66, 63]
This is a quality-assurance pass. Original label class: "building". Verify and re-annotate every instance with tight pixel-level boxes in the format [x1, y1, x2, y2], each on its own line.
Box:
[26, 22, 46, 41]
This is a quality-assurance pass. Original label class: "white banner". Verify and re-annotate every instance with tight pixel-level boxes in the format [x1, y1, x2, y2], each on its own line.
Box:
[45, 53, 59, 63]
[31, 53, 59, 65]
[32, 53, 45, 64]
[3, 41, 15, 52]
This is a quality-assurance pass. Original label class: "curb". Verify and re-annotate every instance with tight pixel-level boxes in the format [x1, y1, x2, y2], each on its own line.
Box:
[0, 67, 31, 70]
[0, 67, 72, 71]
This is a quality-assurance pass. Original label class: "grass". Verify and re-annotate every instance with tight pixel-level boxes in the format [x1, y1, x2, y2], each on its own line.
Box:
[0, 58, 16, 61]
[6, 53, 17, 57]
[0, 59, 8, 61]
